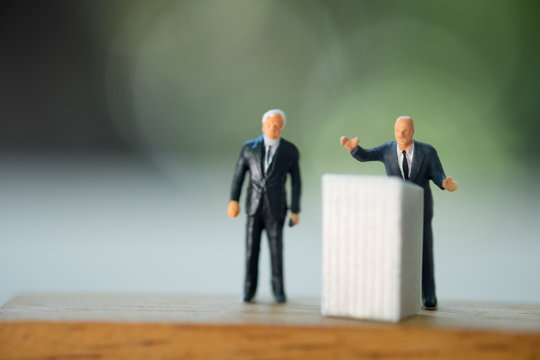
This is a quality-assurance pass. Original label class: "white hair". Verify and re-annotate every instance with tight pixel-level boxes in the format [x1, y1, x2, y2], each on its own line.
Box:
[262, 109, 286, 128]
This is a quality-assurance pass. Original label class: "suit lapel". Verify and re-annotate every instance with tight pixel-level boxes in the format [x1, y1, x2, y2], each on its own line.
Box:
[253, 136, 265, 178]
[265, 139, 283, 177]
[409, 141, 423, 182]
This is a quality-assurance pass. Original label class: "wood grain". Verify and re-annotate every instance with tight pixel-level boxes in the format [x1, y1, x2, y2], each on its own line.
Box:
[1, 295, 539, 359]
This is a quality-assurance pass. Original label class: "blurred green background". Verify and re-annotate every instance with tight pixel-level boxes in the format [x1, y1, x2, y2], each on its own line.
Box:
[1, 0, 539, 305]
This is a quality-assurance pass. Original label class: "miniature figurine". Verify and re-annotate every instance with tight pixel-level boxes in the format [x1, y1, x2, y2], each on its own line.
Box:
[227, 109, 301, 303]
[340, 116, 457, 310]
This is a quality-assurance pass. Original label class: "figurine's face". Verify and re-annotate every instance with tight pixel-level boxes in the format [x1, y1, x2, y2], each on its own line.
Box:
[262, 113, 284, 140]
[394, 117, 415, 149]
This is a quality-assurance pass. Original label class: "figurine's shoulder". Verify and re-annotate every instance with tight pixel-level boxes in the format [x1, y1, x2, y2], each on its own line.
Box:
[372, 141, 395, 152]
[242, 136, 264, 150]
[279, 138, 299, 155]
[414, 141, 437, 153]
[413, 141, 440, 161]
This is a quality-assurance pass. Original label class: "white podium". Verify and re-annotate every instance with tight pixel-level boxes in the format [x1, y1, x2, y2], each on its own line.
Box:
[321, 174, 424, 322]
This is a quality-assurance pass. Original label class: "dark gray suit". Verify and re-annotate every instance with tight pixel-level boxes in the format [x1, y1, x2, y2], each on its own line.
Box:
[230, 135, 301, 298]
[351, 141, 446, 298]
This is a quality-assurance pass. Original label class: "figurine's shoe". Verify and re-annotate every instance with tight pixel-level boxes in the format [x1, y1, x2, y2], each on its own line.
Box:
[423, 295, 438, 310]
[242, 294, 255, 303]
[274, 294, 287, 303]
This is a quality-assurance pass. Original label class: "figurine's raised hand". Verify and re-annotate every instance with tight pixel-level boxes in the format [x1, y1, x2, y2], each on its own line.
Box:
[442, 176, 458, 192]
[340, 136, 359, 152]
[227, 200, 240, 218]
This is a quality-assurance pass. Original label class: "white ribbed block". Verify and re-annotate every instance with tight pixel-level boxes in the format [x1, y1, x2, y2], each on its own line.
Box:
[321, 174, 424, 322]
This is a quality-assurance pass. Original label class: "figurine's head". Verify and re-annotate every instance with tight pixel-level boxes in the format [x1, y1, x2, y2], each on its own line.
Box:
[262, 109, 286, 140]
[394, 116, 415, 150]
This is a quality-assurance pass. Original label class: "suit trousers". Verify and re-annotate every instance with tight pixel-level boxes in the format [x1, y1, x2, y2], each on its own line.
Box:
[422, 217, 436, 298]
[244, 194, 286, 298]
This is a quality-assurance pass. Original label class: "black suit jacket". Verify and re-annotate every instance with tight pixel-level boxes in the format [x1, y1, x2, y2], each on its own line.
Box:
[351, 141, 446, 219]
[230, 135, 301, 219]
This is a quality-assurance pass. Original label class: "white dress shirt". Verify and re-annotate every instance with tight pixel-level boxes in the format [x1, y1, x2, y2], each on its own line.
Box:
[263, 135, 281, 172]
[397, 142, 414, 179]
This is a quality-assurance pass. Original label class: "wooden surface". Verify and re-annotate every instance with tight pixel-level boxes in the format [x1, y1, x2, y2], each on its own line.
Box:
[1, 295, 539, 359]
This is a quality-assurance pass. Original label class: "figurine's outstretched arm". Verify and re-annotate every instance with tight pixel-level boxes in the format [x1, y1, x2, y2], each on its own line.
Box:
[340, 136, 359, 152]
[442, 176, 458, 192]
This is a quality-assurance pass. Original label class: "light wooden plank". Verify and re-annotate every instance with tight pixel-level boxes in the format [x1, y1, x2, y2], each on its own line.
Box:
[1, 295, 539, 359]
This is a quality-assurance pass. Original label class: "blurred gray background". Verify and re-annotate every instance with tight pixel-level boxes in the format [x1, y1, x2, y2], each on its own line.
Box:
[1, 0, 539, 305]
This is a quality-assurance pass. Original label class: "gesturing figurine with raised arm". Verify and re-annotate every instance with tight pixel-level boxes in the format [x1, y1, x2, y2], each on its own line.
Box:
[340, 116, 457, 310]
[228, 109, 301, 303]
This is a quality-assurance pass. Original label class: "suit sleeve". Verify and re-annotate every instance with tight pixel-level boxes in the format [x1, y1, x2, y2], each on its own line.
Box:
[428, 148, 447, 190]
[230, 146, 248, 201]
[350, 144, 385, 162]
[289, 147, 301, 213]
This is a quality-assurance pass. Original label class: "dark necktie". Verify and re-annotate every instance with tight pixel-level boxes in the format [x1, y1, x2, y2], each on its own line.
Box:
[402, 150, 409, 180]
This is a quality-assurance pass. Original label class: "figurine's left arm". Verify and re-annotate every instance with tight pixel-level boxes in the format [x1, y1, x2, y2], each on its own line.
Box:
[289, 147, 301, 226]
[430, 148, 458, 192]
[227, 147, 248, 218]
